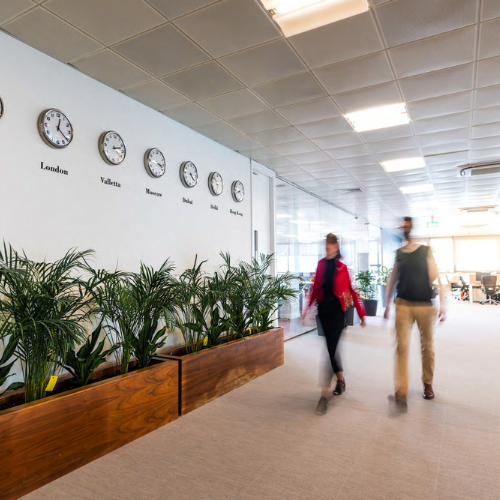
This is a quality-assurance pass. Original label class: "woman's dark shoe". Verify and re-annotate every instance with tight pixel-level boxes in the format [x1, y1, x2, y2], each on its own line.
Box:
[315, 397, 328, 415]
[333, 379, 346, 396]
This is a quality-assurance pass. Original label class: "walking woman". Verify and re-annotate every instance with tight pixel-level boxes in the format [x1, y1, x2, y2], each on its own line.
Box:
[303, 234, 366, 415]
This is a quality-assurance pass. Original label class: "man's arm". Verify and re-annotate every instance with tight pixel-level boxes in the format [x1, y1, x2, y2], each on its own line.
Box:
[384, 261, 398, 319]
[427, 248, 446, 321]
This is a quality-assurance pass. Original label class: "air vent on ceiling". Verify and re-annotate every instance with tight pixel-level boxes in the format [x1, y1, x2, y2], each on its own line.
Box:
[334, 188, 363, 194]
[459, 162, 500, 177]
[459, 205, 498, 213]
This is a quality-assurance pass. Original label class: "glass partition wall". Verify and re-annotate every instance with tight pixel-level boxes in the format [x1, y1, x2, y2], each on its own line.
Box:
[275, 181, 381, 340]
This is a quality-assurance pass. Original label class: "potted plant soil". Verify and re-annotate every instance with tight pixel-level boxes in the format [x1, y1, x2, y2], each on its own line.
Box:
[355, 270, 378, 316]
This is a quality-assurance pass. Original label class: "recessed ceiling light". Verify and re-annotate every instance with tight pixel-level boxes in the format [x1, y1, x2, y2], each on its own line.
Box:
[381, 157, 426, 172]
[345, 103, 410, 133]
[400, 184, 434, 194]
[261, 0, 369, 37]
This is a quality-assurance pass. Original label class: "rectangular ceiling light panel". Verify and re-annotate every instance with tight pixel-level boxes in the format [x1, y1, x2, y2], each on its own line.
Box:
[400, 183, 434, 194]
[345, 103, 410, 132]
[381, 157, 426, 172]
[261, 0, 369, 37]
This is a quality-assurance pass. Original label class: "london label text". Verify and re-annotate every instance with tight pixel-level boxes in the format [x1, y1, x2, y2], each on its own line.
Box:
[40, 161, 68, 176]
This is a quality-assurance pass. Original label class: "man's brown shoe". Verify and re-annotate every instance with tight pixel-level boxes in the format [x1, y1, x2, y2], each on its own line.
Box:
[423, 384, 435, 400]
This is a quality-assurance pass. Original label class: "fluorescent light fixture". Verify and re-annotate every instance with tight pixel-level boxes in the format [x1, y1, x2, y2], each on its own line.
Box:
[381, 157, 425, 173]
[400, 184, 434, 194]
[261, 0, 369, 37]
[345, 103, 410, 133]
[277, 214, 292, 219]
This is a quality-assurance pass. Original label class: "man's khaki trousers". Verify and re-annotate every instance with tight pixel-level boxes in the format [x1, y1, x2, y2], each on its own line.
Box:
[394, 298, 437, 397]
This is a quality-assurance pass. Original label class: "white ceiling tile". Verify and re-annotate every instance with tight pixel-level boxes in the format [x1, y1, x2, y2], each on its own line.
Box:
[313, 132, 363, 149]
[228, 109, 288, 134]
[420, 141, 470, 155]
[472, 123, 500, 139]
[413, 112, 472, 134]
[314, 52, 394, 95]
[258, 157, 294, 168]
[285, 151, 332, 165]
[200, 89, 269, 119]
[162, 61, 243, 100]
[481, 0, 500, 21]
[369, 136, 419, 153]
[123, 80, 190, 110]
[359, 124, 414, 142]
[295, 117, 353, 139]
[45, 0, 165, 45]
[237, 147, 280, 160]
[174, 0, 280, 58]
[271, 140, 320, 156]
[376, 148, 422, 162]
[219, 39, 306, 87]
[0, 0, 34, 25]
[407, 91, 473, 120]
[250, 126, 305, 146]
[376, 0, 477, 47]
[114, 24, 209, 76]
[476, 56, 500, 88]
[475, 84, 500, 109]
[333, 81, 402, 114]
[252, 72, 326, 108]
[192, 120, 241, 140]
[275, 97, 341, 125]
[147, 0, 218, 19]
[72, 49, 151, 90]
[418, 128, 470, 146]
[470, 147, 500, 159]
[336, 156, 379, 167]
[478, 18, 500, 59]
[217, 134, 262, 150]
[326, 144, 372, 159]
[300, 161, 340, 172]
[471, 137, 500, 150]
[3, 7, 102, 62]
[398, 64, 474, 103]
[161, 102, 218, 126]
[389, 26, 477, 79]
[289, 11, 383, 69]
[473, 105, 500, 125]
[424, 151, 469, 165]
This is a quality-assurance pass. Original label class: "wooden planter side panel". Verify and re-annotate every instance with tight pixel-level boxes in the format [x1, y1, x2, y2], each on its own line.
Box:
[0, 360, 178, 500]
[174, 328, 283, 415]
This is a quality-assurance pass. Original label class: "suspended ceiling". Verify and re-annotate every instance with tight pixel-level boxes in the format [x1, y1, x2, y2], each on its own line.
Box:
[1, 0, 500, 236]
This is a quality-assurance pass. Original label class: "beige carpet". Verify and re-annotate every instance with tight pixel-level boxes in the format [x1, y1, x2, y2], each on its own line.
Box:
[25, 299, 500, 500]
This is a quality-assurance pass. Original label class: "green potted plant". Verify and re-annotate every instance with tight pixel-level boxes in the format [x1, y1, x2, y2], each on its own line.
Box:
[376, 266, 393, 308]
[355, 270, 378, 316]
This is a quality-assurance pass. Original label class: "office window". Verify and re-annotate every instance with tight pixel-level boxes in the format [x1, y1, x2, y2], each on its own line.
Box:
[455, 238, 500, 272]
[430, 238, 454, 273]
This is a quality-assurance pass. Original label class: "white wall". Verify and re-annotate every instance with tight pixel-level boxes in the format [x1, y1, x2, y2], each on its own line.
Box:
[0, 32, 263, 388]
[0, 31, 252, 273]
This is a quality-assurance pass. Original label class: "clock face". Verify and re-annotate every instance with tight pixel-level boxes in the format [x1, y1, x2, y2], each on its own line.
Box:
[232, 180, 245, 203]
[38, 109, 74, 148]
[208, 172, 224, 196]
[99, 131, 126, 165]
[180, 161, 198, 188]
[144, 148, 166, 178]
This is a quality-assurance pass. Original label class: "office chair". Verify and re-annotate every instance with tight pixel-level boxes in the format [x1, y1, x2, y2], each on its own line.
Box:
[480, 275, 498, 305]
[459, 276, 469, 301]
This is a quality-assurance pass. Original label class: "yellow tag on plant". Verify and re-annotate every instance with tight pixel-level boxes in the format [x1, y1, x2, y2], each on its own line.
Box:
[203, 336, 208, 346]
[45, 376, 58, 392]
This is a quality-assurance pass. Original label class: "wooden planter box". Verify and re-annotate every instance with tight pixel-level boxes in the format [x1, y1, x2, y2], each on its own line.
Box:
[0, 358, 179, 500]
[157, 327, 284, 415]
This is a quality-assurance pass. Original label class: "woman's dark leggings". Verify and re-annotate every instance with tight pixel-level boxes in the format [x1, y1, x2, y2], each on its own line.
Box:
[318, 300, 346, 377]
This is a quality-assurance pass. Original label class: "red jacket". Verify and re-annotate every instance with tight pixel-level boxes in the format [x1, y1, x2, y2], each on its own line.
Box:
[307, 258, 366, 319]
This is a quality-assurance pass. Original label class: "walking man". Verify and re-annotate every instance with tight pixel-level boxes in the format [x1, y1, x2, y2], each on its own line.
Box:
[384, 217, 445, 403]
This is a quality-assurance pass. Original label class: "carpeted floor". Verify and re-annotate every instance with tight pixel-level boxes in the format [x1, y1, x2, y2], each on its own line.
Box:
[25, 299, 500, 500]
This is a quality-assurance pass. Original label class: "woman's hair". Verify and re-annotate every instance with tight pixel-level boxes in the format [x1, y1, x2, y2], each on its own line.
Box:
[325, 233, 342, 259]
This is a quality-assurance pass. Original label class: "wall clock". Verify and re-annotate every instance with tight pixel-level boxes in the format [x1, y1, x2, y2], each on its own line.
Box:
[0, 96, 3, 119]
[231, 180, 245, 202]
[144, 148, 166, 178]
[38, 109, 74, 148]
[99, 131, 126, 165]
[180, 161, 198, 188]
[208, 172, 223, 196]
